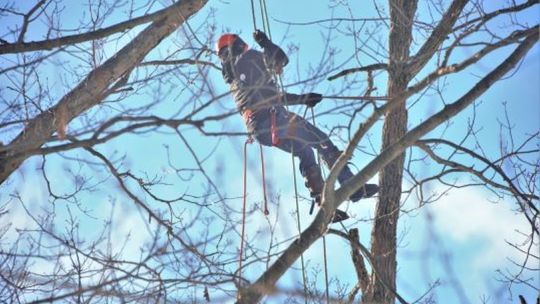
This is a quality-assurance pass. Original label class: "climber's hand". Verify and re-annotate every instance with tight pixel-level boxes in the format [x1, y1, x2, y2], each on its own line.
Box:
[305, 93, 323, 107]
[253, 30, 271, 48]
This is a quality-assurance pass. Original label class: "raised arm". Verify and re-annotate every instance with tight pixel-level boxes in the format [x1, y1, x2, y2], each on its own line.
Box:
[253, 30, 289, 74]
[252, 30, 323, 108]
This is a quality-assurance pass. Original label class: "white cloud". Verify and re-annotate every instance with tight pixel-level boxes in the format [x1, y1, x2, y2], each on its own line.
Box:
[3, 173, 47, 242]
[428, 185, 535, 270]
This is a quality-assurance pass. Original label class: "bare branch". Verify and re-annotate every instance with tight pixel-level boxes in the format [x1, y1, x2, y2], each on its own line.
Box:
[346, 228, 369, 302]
[327, 63, 388, 81]
[140, 59, 221, 70]
[0, 0, 209, 185]
[453, 0, 538, 32]
[328, 228, 409, 304]
[407, 0, 468, 76]
[407, 26, 538, 96]
[337, 31, 538, 209]
[0, 2, 196, 55]
[16, 0, 48, 44]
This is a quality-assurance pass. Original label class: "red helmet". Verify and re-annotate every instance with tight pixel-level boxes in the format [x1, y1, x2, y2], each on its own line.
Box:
[216, 33, 248, 56]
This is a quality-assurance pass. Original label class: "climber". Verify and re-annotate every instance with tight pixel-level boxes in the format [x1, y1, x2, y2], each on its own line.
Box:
[216, 31, 379, 222]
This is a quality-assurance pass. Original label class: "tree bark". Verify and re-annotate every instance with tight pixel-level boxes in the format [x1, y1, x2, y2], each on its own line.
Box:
[365, 1, 417, 303]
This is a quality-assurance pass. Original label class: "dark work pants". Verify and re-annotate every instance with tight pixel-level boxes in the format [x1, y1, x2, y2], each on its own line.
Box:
[250, 106, 355, 183]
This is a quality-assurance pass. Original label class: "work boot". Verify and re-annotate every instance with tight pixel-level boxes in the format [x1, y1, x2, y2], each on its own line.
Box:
[322, 149, 380, 202]
[322, 149, 358, 186]
[349, 184, 379, 202]
[311, 199, 350, 223]
[322, 149, 342, 171]
[332, 209, 350, 223]
[303, 165, 351, 223]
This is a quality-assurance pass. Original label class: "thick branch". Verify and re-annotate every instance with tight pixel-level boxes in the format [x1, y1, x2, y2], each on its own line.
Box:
[325, 99, 401, 202]
[407, 26, 539, 96]
[328, 228, 408, 304]
[327, 63, 388, 81]
[347, 228, 369, 301]
[16, 0, 47, 44]
[0, 2, 190, 55]
[453, 0, 538, 32]
[0, 0, 209, 185]
[407, 0, 468, 76]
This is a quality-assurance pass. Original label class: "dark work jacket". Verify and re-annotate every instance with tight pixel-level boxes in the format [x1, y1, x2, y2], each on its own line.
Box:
[223, 43, 307, 133]
[230, 49, 279, 118]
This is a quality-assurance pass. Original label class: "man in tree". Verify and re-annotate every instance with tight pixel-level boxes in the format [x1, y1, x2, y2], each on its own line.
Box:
[217, 30, 379, 222]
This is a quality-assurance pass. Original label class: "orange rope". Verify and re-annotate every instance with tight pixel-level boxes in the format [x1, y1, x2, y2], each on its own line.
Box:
[239, 137, 270, 288]
[239, 137, 252, 284]
[270, 107, 280, 146]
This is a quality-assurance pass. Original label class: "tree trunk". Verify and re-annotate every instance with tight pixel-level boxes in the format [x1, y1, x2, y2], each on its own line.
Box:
[365, 1, 417, 303]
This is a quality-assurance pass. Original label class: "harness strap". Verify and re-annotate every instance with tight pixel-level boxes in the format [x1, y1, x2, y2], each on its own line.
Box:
[242, 108, 281, 146]
[243, 107, 296, 147]
[242, 109, 253, 122]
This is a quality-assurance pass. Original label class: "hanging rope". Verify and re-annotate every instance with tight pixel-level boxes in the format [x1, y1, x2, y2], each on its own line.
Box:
[260, 0, 272, 39]
[248, 1, 308, 301]
[242, 138, 270, 217]
[259, 143, 270, 215]
[258, 0, 267, 34]
[272, 31, 310, 304]
[239, 138, 250, 285]
[310, 107, 331, 304]
[239, 137, 270, 295]
[289, 146, 309, 301]
[322, 235, 330, 304]
[249, 0, 257, 30]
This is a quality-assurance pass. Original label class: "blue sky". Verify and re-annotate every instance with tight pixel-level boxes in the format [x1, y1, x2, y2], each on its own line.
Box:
[1, 0, 539, 303]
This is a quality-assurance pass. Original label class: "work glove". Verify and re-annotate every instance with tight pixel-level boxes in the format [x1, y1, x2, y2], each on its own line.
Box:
[304, 93, 323, 107]
[253, 30, 271, 48]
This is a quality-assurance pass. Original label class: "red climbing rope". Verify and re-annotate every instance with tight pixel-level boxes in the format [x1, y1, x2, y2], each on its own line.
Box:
[239, 136, 271, 285]
[270, 107, 280, 146]
[239, 137, 251, 282]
